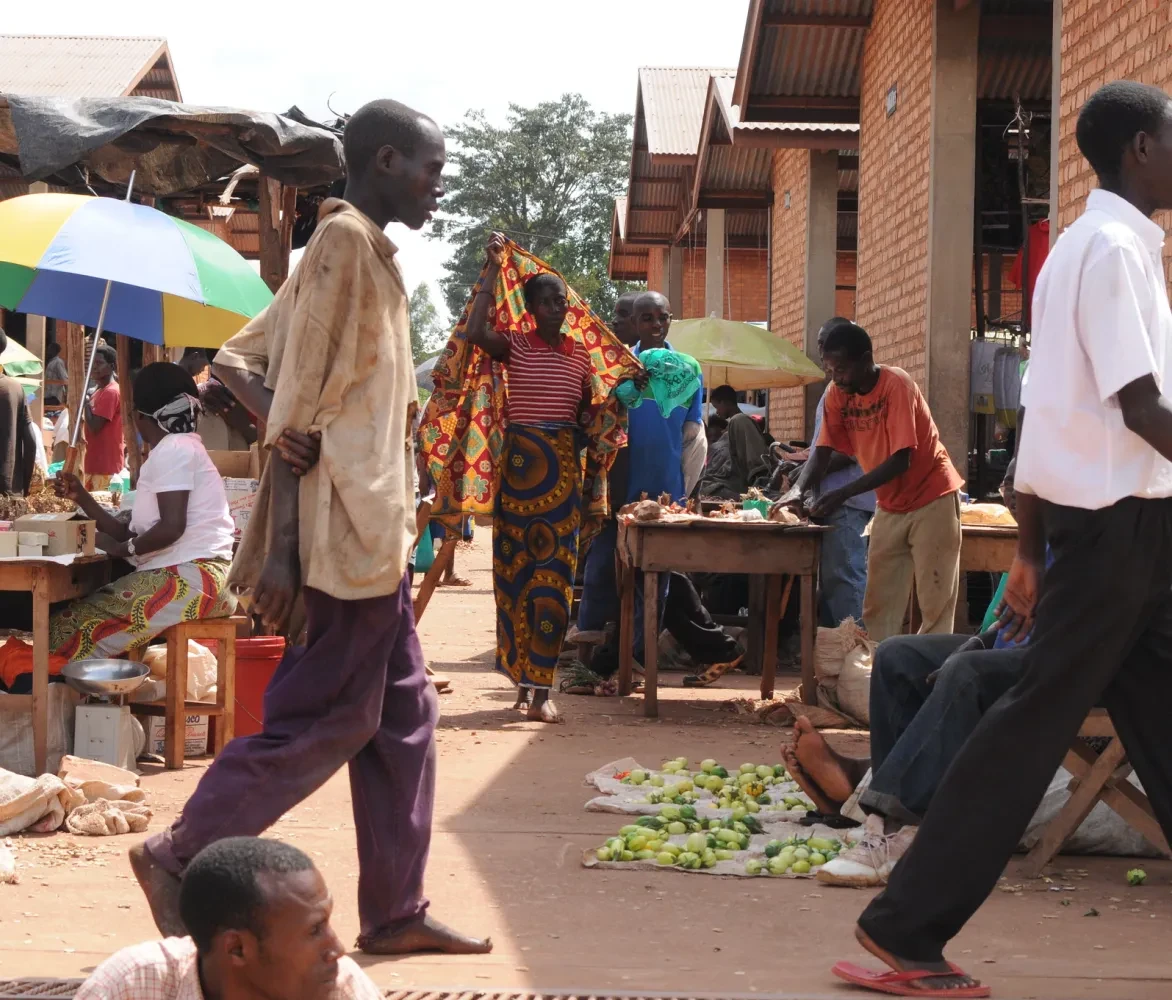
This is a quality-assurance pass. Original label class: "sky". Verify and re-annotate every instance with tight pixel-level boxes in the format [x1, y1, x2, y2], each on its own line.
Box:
[8, 0, 751, 324]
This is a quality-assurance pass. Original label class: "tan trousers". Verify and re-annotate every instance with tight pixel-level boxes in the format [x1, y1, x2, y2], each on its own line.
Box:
[862, 491, 961, 642]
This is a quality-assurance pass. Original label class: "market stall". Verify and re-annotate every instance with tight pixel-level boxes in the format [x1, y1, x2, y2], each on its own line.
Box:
[617, 513, 827, 717]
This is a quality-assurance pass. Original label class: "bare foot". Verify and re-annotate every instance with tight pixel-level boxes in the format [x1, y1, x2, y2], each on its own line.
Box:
[793, 715, 857, 803]
[129, 843, 185, 937]
[781, 741, 840, 815]
[526, 695, 563, 724]
[513, 688, 531, 711]
[439, 575, 473, 587]
[358, 914, 493, 956]
[855, 925, 980, 992]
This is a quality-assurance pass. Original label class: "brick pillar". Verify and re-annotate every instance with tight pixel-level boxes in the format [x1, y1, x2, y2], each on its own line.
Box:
[705, 209, 726, 317]
[803, 150, 838, 436]
[924, 0, 978, 473]
[646, 247, 669, 296]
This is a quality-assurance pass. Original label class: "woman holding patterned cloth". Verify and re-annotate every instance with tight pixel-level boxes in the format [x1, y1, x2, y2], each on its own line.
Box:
[420, 233, 641, 723]
[49, 363, 236, 660]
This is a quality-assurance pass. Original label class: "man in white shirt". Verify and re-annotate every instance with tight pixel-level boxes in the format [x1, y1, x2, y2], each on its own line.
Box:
[79, 838, 381, 1000]
[840, 81, 1172, 997]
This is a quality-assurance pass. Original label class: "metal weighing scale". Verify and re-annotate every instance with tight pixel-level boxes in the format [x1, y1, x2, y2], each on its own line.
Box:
[62, 659, 150, 770]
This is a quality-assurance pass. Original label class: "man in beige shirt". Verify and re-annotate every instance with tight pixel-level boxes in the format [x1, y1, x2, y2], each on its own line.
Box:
[130, 99, 490, 958]
[82, 838, 381, 1000]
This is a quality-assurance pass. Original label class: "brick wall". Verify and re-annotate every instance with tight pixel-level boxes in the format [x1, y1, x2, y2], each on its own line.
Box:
[767, 148, 811, 440]
[679, 248, 769, 321]
[855, 0, 934, 386]
[1058, 0, 1172, 279]
[645, 247, 668, 295]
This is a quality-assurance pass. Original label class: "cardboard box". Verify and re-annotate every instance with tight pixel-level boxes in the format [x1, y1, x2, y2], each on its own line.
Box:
[138, 714, 209, 758]
[0, 533, 17, 558]
[208, 444, 260, 480]
[223, 478, 259, 539]
[12, 514, 96, 557]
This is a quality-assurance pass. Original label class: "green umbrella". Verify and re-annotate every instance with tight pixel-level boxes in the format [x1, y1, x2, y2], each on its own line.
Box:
[668, 317, 825, 391]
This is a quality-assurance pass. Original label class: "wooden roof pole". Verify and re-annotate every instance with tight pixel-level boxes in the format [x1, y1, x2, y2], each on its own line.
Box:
[257, 178, 294, 294]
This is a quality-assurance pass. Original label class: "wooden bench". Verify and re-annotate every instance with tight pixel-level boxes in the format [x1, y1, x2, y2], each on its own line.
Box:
[1022, 708, 1170, 876]
[132, 618, 238, 770]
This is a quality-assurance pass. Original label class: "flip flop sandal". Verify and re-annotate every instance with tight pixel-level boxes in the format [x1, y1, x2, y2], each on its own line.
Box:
[682, 653, 745, 687]
[832, 960, 991, 998]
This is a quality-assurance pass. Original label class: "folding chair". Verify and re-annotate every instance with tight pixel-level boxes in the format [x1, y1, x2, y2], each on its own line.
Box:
[1021, 708, 1170, 876]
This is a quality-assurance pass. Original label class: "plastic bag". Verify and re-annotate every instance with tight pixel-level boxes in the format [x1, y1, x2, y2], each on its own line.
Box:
[414, 523, 435, 573]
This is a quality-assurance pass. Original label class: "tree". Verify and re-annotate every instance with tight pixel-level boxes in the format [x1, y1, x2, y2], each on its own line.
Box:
[429, 94, 638, 321]
[408, 282, 447, 366]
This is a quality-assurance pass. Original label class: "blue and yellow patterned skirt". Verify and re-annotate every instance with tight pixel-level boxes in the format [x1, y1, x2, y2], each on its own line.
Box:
[494, 423, 583, 689]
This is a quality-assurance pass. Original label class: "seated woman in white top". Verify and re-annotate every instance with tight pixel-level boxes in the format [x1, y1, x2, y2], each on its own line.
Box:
[50, 363, 236, 660]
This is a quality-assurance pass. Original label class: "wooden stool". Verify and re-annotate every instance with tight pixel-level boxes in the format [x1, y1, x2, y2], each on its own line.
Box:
[1022, 708, 1170, 876]
[134, 618, 238, 770]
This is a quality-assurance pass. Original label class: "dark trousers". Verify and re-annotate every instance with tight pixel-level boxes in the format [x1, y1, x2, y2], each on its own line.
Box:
[145, 577, 437, 940]
[862, 634, 1027, 824]
[860, 497, 1172, 963]
[661, 571, 740, 664]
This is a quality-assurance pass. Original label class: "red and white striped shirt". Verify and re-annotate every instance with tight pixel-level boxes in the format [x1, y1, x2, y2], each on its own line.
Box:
[504, 329, 592, 424]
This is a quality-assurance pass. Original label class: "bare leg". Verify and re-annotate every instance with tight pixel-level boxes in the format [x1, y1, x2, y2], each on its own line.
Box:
[792, 716, 863, 803]
[527, 688, 563, 724]
[359, 914, 493, 956]
[129, 843, 184, 938]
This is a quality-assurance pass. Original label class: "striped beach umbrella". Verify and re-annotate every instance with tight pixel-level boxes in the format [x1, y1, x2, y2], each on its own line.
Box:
[0, 193, 273, 349]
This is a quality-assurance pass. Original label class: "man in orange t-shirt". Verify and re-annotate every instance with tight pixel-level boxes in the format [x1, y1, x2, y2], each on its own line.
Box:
[82, 343, 125, 490]
[794, 321, 963, 641]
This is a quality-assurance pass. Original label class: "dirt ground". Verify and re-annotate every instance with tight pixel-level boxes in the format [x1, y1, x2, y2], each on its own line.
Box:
[2, 532, 1171, 999]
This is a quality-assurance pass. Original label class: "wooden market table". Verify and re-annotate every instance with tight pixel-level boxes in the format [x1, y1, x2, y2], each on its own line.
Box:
[960, 523, 1018, 573]
[0, 554, 111, 775]
[616, 518, 827, 717]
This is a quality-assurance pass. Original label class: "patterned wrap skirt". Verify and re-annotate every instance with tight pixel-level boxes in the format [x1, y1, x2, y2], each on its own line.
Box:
[494, 423, 583, 689]
[50, 558, 235, 661]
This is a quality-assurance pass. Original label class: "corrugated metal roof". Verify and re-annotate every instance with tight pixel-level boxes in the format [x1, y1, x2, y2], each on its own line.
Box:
[639, 67, 735, 156]
[0, 35, 172, 98]
[740, 0, 872, 112]
[978, 47, 1052, 104]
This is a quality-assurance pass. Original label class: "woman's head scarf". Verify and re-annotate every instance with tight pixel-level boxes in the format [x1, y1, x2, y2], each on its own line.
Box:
[134, 362, 201, 435]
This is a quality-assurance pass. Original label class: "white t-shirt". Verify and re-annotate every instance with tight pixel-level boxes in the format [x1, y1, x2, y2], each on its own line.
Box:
[130, 433, 235, 571]
[1017, 189, 1172, 509]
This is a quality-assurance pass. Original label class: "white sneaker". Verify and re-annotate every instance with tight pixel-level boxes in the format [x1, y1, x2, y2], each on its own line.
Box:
[817, 815, 916, 888]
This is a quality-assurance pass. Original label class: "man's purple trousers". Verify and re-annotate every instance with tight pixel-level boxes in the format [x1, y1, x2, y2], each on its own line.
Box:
[144, 577, 437, 939]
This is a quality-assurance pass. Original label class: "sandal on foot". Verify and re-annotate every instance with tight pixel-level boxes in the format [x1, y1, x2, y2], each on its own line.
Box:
[831, 961, 990, 998]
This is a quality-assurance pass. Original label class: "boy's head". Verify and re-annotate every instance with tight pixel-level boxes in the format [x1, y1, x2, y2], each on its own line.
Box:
[92, 343, 117, 385]
[343, 99, 446, 230]
[47, 341, 61, 360]
[709, 384, 740, 420]
[820, 321, 874, 395]
[632, 291, 671, 350]
[706, 414, 728, 445]
[612, 291, 640, 346]
[522, 273, 569, 334]
[1076, 81, 1172, 209]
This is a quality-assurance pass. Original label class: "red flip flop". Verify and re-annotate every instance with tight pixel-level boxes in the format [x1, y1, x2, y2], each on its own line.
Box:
[832, 960, 991, 998]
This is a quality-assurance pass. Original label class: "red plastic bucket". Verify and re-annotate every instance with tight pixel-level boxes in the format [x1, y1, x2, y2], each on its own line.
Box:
[233, 637, 287, 737]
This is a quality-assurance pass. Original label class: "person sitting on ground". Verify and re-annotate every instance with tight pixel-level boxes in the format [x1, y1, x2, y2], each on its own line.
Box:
[698, 384, 771, 498]
[77, 837, 382, 1000]
[788, 321, 963, 642]
[50, 363, 237, 660]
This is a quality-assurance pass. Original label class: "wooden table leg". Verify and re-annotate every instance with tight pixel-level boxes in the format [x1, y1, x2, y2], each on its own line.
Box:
[215, 635, 236, 754]
[413, 536, 456, 621]
[165, 632, 189, 770]
[744, 576, 765, 673]
[643, 571, 660, 718]
[760, 574, 783, 701]
[800, 570, 817, 705]
[617, 563, 635, 696]
[32, 569, 49, 776]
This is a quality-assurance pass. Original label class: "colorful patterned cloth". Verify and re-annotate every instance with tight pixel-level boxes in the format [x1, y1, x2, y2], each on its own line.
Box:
[493, 423, 580, 689]
[419, 239, 642, 540]
[50, 558, 234, 661]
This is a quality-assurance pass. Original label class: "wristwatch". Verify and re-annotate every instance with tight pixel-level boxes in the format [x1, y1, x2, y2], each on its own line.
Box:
[126, 538, 137, 557]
